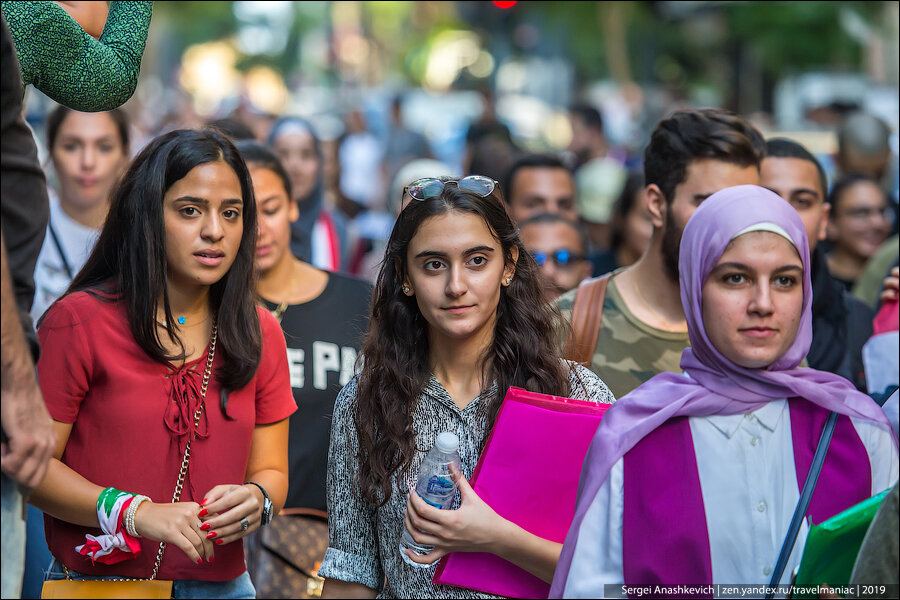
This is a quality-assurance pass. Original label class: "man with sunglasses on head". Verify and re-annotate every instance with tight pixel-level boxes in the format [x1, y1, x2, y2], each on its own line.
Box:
[519, 213, 592, 301]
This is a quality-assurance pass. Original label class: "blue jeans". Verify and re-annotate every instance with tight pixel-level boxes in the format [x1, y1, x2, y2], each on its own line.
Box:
[45, 559, 256, 599]
[23, 505, 52, 598]
[1, 473, 26, 599]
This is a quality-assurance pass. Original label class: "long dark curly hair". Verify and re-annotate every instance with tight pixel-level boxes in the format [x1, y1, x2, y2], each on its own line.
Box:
[354, 180, 570, 507]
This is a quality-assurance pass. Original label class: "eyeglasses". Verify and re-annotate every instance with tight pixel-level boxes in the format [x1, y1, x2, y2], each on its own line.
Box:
[530, 249, 586, 268]
[405, 175, 497, 202]
[839, 206, 892, 222]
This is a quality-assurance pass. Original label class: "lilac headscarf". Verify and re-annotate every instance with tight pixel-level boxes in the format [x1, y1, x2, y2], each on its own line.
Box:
[550, 184, 897, 597]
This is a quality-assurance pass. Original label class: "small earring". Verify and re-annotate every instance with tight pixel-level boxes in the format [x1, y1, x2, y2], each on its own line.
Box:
[504, 277, 512, 286]
[402, 285, 411, 295]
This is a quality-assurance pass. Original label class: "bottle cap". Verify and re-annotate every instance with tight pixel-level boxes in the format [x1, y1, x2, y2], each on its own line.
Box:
[435, 432, 459, 454]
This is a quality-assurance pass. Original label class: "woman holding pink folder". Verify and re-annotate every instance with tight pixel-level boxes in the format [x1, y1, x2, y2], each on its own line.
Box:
[319, 176, 614, 598]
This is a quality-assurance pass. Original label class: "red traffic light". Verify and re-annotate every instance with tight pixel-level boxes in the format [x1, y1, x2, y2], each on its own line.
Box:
[492, 1, 518, 8]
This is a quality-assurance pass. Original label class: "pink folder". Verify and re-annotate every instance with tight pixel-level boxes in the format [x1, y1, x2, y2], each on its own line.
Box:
[432, 386, 609, 598]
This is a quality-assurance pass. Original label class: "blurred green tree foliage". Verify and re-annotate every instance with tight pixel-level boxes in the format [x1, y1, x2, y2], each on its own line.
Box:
[152, 1, 889, 87]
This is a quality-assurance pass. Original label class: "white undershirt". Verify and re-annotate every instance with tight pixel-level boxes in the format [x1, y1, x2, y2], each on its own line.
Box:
[564, 399, 899, 597]
[30, 192, 100, 323]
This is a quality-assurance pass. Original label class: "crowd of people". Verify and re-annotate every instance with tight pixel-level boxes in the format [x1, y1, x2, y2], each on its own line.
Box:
[2, 2, 899, 600]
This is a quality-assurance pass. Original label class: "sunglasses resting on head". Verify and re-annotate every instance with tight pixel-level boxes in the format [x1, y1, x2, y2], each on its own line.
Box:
[404, 175, 497, 202]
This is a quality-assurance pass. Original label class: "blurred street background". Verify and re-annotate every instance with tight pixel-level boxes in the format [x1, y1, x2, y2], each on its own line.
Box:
[24, 0, 900, 204]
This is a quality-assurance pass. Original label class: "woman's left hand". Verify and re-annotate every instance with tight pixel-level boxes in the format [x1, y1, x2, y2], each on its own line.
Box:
[198, 484, 262, 546]
[402, 464, 505, 565]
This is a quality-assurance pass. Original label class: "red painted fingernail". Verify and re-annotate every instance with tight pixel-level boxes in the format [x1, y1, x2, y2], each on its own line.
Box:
[197, 558, 203, 565]
[198, 509, 208, 517]
[208, 555, 214, 563]
[201, 498, 209, 506]
[206, 531, 217, 539]
[200, 522, 211, 530]
[214, 539, 223, 545]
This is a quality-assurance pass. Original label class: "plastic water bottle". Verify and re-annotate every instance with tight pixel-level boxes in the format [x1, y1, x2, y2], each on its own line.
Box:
[398, 431, 462, 567]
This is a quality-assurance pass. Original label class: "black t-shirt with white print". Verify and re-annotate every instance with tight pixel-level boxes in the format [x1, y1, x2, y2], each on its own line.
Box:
[262, 271, 372, 511]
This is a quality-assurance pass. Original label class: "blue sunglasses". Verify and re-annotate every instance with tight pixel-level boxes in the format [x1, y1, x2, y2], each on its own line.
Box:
[530, 249, 586, 268]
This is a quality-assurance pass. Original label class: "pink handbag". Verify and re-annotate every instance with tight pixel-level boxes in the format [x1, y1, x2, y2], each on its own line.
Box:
[432, 386, 609, 598]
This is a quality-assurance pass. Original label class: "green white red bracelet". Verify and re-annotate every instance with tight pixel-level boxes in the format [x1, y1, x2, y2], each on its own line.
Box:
[75, 487, 143, 564]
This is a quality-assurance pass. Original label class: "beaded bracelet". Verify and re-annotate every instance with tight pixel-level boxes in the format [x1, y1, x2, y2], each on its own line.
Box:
[124, 494, 150, 538]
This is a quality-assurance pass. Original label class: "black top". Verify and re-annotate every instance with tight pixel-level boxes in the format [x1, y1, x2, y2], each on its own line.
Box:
[589, 249, 618, 278]
[809, 246, 873, 391]
[0, 13, 50, 359]
[262, 271, 372, 511]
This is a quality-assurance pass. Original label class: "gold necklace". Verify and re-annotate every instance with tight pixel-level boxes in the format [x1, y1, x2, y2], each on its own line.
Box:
[156, 314, 210, 329]
[269, 302, 288, 323]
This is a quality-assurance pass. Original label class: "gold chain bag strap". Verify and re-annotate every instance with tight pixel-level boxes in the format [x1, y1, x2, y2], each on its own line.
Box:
[244, 507, 328, 598]
[41, 324, 218, 600]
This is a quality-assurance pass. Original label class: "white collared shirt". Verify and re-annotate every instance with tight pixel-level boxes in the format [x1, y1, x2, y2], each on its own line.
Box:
[564, 399, 899, 597]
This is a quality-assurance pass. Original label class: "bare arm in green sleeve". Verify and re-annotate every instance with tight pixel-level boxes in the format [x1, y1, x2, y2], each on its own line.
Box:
[0, 0, 152, 112]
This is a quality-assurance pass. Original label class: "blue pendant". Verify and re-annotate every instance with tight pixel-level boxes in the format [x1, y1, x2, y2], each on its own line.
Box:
[177, 316, 186, 325]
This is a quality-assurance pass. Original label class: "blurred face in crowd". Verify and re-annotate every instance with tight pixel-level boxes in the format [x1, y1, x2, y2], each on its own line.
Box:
[51, 111, 128, 213]
[507, 167, 578, 223]
[840, 147, 889, 183]
[272, 131, 319, 203]
[618, 186, 653, 264]
[403, 211, 517, 346]
[648, 159, 759, 281]
[163, 161, 244, 291]
[520, 219, 591, 301]
[828, 180, 891, 260]
[760, 157, 828, 252]
[250, 166, 298, 274]
[568, 113, 603, 163]
[702, 231, 804, 369]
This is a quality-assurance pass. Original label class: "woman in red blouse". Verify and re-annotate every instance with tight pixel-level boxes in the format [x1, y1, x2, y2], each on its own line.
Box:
[30, 129, 295, 597]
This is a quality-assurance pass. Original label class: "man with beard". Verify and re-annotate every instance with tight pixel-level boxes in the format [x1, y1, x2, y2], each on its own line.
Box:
[557, 108, 763, 398]
[761, 138, 873, 390]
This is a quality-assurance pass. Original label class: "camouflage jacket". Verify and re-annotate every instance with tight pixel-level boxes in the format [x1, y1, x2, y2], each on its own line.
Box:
[556, 271, 689, 399]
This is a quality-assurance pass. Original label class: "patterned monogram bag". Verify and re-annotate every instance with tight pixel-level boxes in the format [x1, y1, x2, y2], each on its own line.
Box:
[244, 508, 329, 598]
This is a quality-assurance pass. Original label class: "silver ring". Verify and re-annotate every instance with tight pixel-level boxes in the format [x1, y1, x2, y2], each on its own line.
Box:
[240, 517, 250, 531]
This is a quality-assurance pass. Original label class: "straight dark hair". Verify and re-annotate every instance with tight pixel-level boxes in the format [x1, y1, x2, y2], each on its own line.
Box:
[46, 104, 131, 152]
[354, 180, 570, 507]
[234, 140, 293, 201]
[60, 128, 262, 416]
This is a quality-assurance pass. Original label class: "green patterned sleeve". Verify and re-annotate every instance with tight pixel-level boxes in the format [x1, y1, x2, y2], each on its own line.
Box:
[2, 1, 152, 112]
[553, 287, 577, 350]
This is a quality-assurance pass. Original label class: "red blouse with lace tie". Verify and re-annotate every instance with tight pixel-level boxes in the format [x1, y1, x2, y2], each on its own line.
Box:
[37, 291, 295, 581]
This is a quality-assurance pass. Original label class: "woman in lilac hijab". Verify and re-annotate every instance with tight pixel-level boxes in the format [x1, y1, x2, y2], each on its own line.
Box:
[551, 185, 898, 598]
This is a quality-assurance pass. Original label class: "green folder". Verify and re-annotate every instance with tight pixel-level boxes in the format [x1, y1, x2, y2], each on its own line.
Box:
[792, 488, 891, 598]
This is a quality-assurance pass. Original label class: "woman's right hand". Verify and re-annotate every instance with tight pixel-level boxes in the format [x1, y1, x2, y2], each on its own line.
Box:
[879, 266, 899, 303]
[133, 501, 215, 564]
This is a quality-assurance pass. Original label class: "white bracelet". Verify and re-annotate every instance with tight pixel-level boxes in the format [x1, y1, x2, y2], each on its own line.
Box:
[124, 495, 150, 538]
